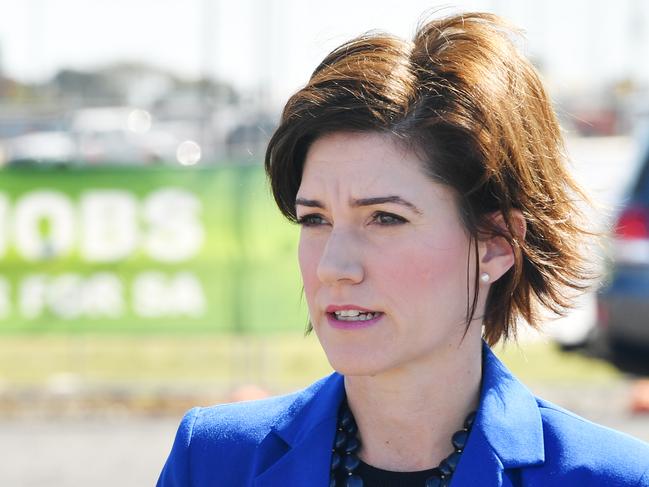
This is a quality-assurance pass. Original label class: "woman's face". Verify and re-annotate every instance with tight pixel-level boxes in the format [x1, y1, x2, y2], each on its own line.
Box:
[296, 131, 482, 376]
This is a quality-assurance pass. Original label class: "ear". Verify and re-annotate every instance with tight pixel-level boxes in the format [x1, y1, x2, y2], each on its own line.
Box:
[478, 210, 526, 284]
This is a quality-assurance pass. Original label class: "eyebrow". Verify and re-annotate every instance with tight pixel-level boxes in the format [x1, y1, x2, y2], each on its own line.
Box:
[295, 195, 422, 215]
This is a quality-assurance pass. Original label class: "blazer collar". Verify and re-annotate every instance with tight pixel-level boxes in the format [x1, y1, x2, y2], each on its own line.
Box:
[254, 340, 544, 486]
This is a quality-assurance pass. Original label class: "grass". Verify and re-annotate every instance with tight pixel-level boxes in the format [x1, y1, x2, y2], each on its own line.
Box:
[0, 334, 622, 397]
[493, 339, 621, 384]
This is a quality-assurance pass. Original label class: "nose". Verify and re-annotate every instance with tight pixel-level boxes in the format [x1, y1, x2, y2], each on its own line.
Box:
[316, 228, 364, 285]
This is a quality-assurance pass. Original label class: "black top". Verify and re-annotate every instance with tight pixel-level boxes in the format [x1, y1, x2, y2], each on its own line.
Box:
[334, 459, 440, 486]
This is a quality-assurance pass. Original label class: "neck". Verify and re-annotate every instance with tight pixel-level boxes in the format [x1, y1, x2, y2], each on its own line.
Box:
[343, 335, 483, 472]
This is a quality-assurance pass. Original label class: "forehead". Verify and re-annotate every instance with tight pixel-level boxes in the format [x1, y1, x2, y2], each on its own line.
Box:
[300, 132, 428, 191]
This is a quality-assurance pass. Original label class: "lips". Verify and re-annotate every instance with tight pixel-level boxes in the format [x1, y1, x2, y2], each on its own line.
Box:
[323, 304, 384, 329]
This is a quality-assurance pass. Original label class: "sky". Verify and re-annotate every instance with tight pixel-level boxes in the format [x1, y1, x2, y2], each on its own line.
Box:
[0, 0, 648, 105]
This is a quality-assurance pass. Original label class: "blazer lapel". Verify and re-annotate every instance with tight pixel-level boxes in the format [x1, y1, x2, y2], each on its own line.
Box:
[253, 372, 345, 487]
[452, 342, 545, 487]
[452, 436, 505, 487]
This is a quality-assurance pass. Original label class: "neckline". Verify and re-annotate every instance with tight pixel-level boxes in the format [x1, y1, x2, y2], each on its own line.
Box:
[332, 458, 442, 487]
[357, 458, 440, 478]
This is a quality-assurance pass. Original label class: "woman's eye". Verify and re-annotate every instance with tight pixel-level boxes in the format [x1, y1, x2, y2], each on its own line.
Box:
[296, 214, 328, 226]
[373, 212, 407, 225]
[296, 212, 406, 227]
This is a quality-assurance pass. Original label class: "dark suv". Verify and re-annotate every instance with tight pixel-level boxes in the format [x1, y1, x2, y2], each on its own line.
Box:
[596, 134, 649, 373]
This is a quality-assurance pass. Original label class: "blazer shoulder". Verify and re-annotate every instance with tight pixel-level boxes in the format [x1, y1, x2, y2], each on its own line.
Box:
[527, 397, 649, 485]
[157, 374, 339, 487]
[156, 392, 304, 487]
[189, 372, 339, 447]
[189, 388, 304, 446]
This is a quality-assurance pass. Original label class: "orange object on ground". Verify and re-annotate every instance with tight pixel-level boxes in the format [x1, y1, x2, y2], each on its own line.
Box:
[630, 380, 649, 414]
[228, 384, 270, 403]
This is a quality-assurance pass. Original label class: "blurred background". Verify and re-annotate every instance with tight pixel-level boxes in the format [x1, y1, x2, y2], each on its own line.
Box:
[1, 0, 649, 485]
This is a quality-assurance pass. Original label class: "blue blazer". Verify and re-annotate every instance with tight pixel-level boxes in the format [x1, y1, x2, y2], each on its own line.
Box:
[158, 342, 649, 486]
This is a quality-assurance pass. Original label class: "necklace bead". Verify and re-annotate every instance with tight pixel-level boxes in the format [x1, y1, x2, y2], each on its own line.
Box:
[424, 476, 450, 487]
[438, 460, 452, 477]
[343, 454, 360, 471]
[344, 437, 360, 454]
[344, 422, 358, 436]
[335, 430, 347, 449]
[341, 409, 354, 428]
[331, 452, 341, 471]
[345, 475, 363, 487]
[444, 451, 462, 470]
[424, 476, 443, 487]
[451, 429, 469, 450]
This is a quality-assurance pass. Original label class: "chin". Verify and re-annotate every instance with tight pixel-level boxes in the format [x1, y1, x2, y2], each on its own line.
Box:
[313, 317, 398, 377]
[321, 344, 392, 377]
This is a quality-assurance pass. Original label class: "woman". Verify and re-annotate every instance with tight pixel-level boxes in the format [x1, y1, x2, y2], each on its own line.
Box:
[158, 12, 649, 486]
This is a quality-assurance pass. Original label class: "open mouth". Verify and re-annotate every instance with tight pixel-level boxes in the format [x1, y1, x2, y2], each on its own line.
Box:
[329, 310, 383, 322]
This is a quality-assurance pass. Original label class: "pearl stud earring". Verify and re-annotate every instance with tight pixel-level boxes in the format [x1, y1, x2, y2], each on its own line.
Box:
[480, 272, 490, 283]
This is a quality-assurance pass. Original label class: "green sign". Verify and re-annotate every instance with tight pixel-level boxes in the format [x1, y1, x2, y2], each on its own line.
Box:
[0, 165, 305, 333]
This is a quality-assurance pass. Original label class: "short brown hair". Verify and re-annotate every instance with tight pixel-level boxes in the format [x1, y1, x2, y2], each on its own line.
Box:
[265, 12, 594, 346]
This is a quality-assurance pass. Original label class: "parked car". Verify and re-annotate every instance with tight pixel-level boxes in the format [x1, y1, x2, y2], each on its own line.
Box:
[545, 292, 598, 351]
[1, 130, 75, 166]
[596, 128, 649, 373]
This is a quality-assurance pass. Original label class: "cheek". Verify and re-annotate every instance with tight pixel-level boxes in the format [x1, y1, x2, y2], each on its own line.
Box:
[298, 236, 321, 300]
[378, 234, 470, 307]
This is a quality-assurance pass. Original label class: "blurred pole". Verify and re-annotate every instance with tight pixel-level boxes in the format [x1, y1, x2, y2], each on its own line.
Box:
[586, 0, 600, 86]
[201, 0, 217, 162]
[255, 0, 272, 111]
[629, 0, 645, 85]
[232, 167, 247, 335]
[28, 0, 44, 104]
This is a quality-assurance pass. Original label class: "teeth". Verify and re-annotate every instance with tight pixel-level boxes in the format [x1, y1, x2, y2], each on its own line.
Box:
[333, 310, 379, 321]
[335, 310, 362, 317]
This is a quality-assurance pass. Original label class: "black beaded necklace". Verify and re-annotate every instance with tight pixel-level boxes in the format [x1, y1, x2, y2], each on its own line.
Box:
[329, 399, 476, 487]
